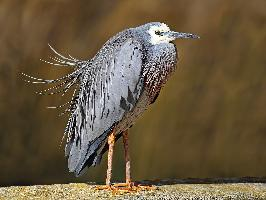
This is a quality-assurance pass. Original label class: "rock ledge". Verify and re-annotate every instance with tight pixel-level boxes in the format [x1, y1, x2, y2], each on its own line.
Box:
[1, 178, 266, 199]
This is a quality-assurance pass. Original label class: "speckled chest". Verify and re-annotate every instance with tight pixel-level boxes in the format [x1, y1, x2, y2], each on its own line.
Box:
[143, 43, 178, 103]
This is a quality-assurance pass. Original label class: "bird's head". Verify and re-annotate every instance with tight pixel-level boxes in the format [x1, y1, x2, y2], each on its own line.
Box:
[142, 22, 199, 45]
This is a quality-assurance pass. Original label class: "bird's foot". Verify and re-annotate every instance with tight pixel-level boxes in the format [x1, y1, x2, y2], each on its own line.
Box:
[129, 182, 155, 192]
[94, 185, 113, 190]
[95, 182, 155, 194]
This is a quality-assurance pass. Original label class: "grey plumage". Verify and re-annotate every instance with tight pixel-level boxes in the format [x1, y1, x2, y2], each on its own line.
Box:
[23, 22, 199, 177]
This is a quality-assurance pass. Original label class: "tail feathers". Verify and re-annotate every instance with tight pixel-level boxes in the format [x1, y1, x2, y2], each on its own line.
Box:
[65, 128, 112, 177]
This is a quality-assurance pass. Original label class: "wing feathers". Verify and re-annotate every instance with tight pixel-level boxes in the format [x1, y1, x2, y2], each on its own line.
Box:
[66, 38, 145, 175]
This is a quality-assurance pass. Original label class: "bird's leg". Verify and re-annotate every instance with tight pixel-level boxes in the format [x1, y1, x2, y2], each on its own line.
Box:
[95, 131, 116, 190]
[123, 130, 131, 185]
[95, 130, 155, 193]
[106, 131, 116, 186]
[112, 130, 132, 189]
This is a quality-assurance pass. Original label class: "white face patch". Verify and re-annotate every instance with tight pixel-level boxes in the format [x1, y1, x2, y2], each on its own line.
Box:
[147, 23, 173, 45]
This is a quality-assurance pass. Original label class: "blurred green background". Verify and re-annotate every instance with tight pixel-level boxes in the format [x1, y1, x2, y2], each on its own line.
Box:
[0, 0, 266, 186]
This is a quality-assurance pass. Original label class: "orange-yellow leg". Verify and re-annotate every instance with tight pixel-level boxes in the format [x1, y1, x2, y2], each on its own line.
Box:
[100, 130, 131, 190]
[95, 131, 116, 190]
[95, 130, 155, 192]
[123, 130, 131, 185]
[106, 131, 115, 186]
[111, 130, 155, 192]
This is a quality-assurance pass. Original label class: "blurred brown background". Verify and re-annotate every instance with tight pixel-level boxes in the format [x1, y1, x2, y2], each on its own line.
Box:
[0, 0, 266, 186]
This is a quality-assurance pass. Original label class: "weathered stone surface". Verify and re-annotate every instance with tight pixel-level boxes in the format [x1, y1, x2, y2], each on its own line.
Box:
[1, 178, 266, 199]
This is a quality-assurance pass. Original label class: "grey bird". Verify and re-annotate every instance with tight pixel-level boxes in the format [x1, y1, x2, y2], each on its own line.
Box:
[23, 22, 199, 189]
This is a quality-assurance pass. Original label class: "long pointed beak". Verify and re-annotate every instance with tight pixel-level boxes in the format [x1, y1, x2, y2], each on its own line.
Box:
[168, 31, 200, 39]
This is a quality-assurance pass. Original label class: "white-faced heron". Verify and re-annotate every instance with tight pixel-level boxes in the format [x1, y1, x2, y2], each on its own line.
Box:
[23, 22, 199, 190]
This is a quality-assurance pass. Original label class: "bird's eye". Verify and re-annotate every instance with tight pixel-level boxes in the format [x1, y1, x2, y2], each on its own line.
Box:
[155, 30, 162, 35]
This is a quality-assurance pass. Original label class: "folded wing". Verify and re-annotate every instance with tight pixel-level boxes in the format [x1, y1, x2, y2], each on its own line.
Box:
[65, 38, 145, 176]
